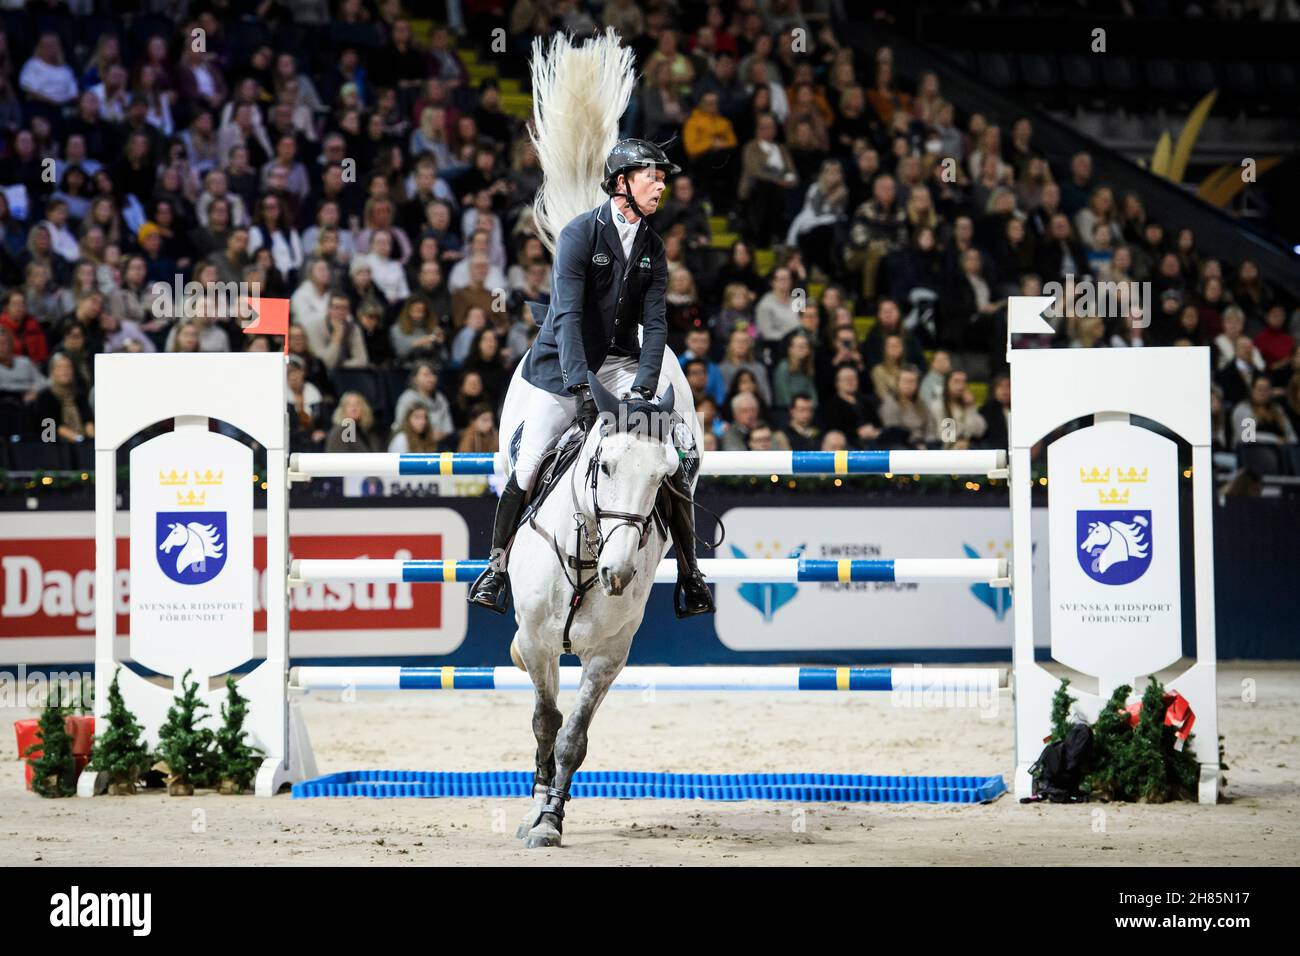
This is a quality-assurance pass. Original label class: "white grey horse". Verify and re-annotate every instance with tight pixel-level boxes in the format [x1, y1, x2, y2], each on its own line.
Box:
[503, 370, 700, 848]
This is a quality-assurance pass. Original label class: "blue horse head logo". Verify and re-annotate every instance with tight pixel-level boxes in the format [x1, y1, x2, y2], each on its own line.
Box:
[1076, 510, 1152, 585]
[156, 512, 227, 585]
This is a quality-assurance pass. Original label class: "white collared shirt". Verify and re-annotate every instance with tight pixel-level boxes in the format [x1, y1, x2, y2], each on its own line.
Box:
[609, 198, 640, 262]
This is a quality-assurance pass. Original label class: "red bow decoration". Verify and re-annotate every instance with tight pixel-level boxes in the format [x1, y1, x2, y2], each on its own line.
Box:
[1124, 691, 1195, 747]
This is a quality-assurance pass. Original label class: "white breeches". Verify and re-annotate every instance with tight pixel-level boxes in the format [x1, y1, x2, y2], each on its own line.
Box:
[499, 351, 694, 492]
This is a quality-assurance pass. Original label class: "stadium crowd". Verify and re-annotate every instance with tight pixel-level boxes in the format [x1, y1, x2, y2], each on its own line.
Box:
[1, 0, 1298, 480]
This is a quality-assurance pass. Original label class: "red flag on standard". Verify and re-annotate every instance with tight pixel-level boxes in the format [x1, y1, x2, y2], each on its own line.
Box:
[243, 295, 290, 352]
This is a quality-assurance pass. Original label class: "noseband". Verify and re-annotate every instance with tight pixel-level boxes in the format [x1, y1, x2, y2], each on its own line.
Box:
[577, 438, 657, 558]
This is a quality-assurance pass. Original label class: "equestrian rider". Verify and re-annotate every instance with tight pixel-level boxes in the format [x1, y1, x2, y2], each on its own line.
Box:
[467, 139, 715, 618]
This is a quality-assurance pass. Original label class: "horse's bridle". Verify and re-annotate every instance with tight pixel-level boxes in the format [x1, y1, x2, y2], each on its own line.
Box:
[577, 438, 657, 558]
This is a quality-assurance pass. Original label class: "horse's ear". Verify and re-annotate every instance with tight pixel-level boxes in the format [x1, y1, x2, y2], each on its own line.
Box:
[587, 373, 619, 418]
[655, 384, 675, 417]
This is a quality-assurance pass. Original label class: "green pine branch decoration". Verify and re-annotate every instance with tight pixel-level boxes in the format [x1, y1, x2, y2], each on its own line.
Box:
[86, 668, 152, 794]
[1048, 678, 1076, 742]
[1084, 677, 1202, 803]
[25, 685, 77, 798]
[212, 676, 265, 794]
[155, 669, 217, 795]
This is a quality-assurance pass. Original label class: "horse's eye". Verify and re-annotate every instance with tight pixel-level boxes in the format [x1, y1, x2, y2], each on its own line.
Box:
[600, 462, 611, 476]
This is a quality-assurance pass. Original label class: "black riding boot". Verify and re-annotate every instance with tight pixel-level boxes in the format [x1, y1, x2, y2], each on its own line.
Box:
[468, 473, 527, 614]
[666, 468, 715, 618]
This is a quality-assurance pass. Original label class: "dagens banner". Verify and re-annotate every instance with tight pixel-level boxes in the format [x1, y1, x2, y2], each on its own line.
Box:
[714, 506, 1049, 652]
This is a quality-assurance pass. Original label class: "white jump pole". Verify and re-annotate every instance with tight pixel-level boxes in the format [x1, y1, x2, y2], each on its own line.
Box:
[291, 665, 1008, 694]
[288, 557, 1010, 586]
[287, 449, 1008, 481]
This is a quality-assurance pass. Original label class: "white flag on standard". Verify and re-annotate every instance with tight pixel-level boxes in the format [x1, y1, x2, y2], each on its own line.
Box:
[1005, 295, 1056, 361]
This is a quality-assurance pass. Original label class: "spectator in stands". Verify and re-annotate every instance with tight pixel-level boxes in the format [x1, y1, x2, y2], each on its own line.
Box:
[1255, 305, 1295, 383]
[979, 373, 1011, 450]
[457, 403, 499, 454]
[870, 333, 907, 401]
[291, 258, 332, 342]
[1, 290, 46, 366]
[388, 401, 441, 455]
[820, 364, 881, 449]
[1211, 306, 1253, 369]
[865, 59, 910, 127]
[1230, 373, 1298, 456]
[723, 367, 770, 424]
[462, 328, 509, 409]
[780, 393, 821, 450]
[326, 391, 384, 453]
[1175, 228, 1201, 286]
[943, 247, 1005, 355]
[695, 393, 724, 443]
[845, 173, 907, 304]
[746, 420, 789, 451]
[929, 369, 986, 450]
[286, 356, 328, 451]
[451, 254, 496, 327]
[786, 159, 848, 283]
[683, 91, 739, 206]
[773, 332, 818, 411]
[0, 326, 47, 412]
[719, 327, 772, 406]
[683, 358, 713, 409]
[360, 230, 410, 304]
[19, 33, 79, 110]
[1035, 212, 1089, 287]
[755, 266, 801, 345]
[163, 301, 227, 352]
[248, 194, 303, 285]
[714, 240, 766, 299]
[680, 328, 726, 405]
[720, 391, 761, 451]
[737, 113, 799, 246]
[861, 297, 926, 370]
[1232, 259, 1273, 323]
[32, 352, 93, 442]
[389, 298, 446, 370]
[1059, 151, 1094, 218]
[1075, 187, 1122, 251]
[878, 364, 929, 449]
[1195, 274, 1228, 340]
[99, 302, 155, 354]
[666, 265, 704, 343]
[54, 322, 92, 386]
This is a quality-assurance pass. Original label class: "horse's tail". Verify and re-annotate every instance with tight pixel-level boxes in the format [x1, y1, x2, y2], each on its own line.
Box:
[528, 27, 636, 255]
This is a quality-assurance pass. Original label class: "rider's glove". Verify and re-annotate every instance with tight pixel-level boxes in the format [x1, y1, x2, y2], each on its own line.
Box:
[574, 384, 599, 431]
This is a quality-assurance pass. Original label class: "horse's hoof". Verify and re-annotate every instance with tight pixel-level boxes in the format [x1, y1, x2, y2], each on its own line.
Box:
[509, 637, 525, 671]
[516, 806, 542, 840]
[525, 822, 562, 849]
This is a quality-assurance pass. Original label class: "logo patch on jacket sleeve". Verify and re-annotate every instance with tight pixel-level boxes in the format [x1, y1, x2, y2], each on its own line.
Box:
[638, 256, 652, 270]
[593, 253, 611, 266]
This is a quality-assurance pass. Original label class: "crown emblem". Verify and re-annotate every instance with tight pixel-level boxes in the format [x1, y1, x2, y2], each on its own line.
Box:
[193, 468, 224, 485]
[1098, 487, 1130, 505]
[176, 489, 207, 507]
[1116, 466, 1148, 483]
[1079, 467, 1110, 484]
[159, 469, 188, 486]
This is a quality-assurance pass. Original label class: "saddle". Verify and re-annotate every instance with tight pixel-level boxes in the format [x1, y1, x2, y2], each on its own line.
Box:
[513, 410, 700, 541]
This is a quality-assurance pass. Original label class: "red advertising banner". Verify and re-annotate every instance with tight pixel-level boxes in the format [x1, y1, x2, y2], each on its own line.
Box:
[0, 510, 471, 663]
